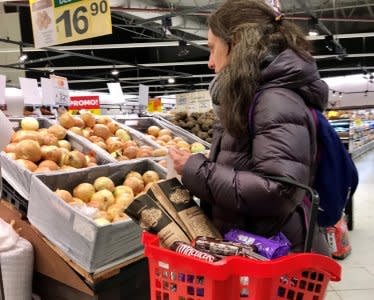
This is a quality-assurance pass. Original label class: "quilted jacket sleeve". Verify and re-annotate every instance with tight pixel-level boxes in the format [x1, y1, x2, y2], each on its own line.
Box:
[182, 88, 316, 217]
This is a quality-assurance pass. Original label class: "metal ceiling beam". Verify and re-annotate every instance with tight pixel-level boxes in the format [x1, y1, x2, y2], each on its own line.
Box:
[32, 61, 208, 71]
[0, 38, 192, 78]
[5, 53, 71, 67]
[284, 3, 374, 15]
[0, 40, 208, 53]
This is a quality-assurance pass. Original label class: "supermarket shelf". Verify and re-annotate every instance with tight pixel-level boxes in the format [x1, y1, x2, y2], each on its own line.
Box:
[351, 140, 374, 160]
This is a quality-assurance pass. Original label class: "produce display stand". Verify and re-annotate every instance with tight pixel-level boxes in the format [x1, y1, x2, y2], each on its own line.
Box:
[0, 200, 150, 300]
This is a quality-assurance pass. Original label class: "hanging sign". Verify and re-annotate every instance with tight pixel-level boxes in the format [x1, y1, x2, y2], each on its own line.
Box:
[0, 75, 5, 105]
[69, 95, 101, 115]
[29, 0, 112, 48]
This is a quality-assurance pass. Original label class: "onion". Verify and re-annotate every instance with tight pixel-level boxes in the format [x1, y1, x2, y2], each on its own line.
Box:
[95, 141, 107, 150]
[55, 189, 73, 202]
[42, 134, 59, 146]
[115, 193, 134, 209]
[136, 149, 152, 158]
[41, 145, 62, 163]
[94, 177, 115, 192]
[57, 140, 71, 151]
[112, 214, 129, 223]
[89, 135, 104, 143]
[158, 129, 172, 137]
[107, 204, 124, 220]
[38, 128, 48, 135]
[123, 146, 138, 159]
[39, 160, 60, 170]
[113, 185, 134, 198]
[147, 126, 160, 137]
[152, 148, 167, 157]
[93, 124, 111, 140]
[73, 183, 95, 202]
[123, 140, 137, 149]
[95, 211, 112, 222]
[173, 137, 185, 143]
[73, 117, 85, 128]
[69, 127, 83, 136]
[21, 117, 39, 131]
[90, 189, 115, 210]
[12, 130, 43, 145]
[15, 140, 42, 162]
[158, 135, 172, 143]
[126, 171, 143, 180]
[94, 218, 111, 226]
[16, 159, 38, 172]
[47, 124, 67, 140]
[82, 129, 92, 138]
[34, 166, 52, 173]
[80, 112, 96, 128]
[107, 122, 120, 134]
[115, 129, 131, 141]
[142, 170, 160, 185]
[97, 116, 111, 125]
[177, 141, 191, 149]
[4, 143, 17, 153]
[59, 112, 75, 129]
[123, 176, 144, 195]
[107, 141, 123, 153]
[65, 151, 87, 168]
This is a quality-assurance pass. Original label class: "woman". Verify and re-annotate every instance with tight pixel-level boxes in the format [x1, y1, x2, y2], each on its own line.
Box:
[169, 0, 330, 255]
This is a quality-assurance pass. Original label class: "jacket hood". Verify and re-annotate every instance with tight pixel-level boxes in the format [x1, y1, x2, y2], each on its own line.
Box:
[260, 49, 328, 111]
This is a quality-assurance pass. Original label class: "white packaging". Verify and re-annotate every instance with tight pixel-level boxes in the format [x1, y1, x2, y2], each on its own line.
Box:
[0, 219, 34, 300]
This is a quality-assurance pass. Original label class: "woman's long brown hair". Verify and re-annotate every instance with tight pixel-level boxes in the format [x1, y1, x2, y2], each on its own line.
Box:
[208, 0, 312, 138]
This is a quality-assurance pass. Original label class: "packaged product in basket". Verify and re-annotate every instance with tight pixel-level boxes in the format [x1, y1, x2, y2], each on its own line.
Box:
[193, 236, 268, 261]
[224, 229, 291, 259]
[170, 241, 220, 263]
[150, 178, 222, 240]
[125, 193, 190, 247]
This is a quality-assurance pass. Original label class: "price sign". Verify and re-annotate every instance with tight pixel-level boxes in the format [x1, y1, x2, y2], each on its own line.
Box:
[29, 0, 112, 48]
[69, 95, 101, 115]
[0, 74, 5, 105]
[50, 75, 69, 106]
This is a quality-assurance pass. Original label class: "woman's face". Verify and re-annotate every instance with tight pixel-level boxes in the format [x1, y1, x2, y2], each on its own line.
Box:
[207, 29, 230, 73]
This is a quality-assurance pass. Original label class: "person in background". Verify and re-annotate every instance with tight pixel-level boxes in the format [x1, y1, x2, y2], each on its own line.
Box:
[169, 0, 330, 255]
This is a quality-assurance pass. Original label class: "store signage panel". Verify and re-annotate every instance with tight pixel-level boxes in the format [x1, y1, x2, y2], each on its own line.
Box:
[19, 77, 42, 105]
[29, 0, 112, 48]
[0, 74, 5, 105]
[50, 75, 69, 106]
[41, 77, 57, 105]
[69, 95, 101, 115]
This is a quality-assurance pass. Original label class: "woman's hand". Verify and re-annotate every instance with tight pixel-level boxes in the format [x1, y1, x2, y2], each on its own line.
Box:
[168, 147, 191, 175]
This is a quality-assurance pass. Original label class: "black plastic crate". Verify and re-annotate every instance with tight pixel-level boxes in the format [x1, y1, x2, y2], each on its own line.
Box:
[2, 179, 28, 215]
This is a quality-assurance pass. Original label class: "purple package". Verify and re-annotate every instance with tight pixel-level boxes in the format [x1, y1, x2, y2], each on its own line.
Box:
[224, 229, 291, 259]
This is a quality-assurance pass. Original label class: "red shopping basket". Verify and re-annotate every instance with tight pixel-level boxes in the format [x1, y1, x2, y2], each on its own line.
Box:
[142, 232, 341, 300]
[142, 176, 342, 300]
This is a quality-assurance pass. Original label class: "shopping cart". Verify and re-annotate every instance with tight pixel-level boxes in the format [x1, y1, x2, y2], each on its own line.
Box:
[142, 176, 342, 300]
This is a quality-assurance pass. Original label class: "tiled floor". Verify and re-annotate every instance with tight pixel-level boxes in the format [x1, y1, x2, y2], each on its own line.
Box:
[326, 151, 374, 299]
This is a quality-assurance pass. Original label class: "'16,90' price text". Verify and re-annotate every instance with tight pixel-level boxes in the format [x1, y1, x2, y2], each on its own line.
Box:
[56, 0, 108, 38]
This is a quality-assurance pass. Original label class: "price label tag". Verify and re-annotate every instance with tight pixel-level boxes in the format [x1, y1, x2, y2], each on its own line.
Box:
[29, 0, 112, 48]
[19, 77, 42, 105]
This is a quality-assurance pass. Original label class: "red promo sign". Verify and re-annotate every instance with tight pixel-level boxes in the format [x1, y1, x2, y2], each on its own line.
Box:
[69, 96, 100, 110]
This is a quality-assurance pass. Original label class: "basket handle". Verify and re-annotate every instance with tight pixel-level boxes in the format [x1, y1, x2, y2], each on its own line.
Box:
[262, 175, 320, 253]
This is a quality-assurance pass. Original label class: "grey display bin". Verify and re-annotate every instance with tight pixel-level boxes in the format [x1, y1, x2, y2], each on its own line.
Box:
[27, 159, 166, 273]
[117, 117, 211, 149]
[0, 118, 112, 199]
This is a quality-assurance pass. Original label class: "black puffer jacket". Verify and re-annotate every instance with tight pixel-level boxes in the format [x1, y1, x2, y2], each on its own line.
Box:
[182, 49, 330, 254]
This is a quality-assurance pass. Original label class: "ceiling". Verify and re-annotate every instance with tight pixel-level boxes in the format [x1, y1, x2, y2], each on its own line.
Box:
[0, 0, 374, 96]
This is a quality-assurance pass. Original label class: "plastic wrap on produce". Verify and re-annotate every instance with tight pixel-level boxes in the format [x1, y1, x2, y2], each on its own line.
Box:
[27, 159, 166, 273]
[0, 118, 113, 199]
